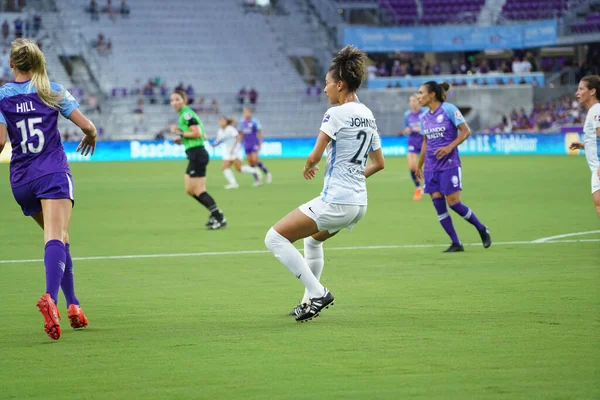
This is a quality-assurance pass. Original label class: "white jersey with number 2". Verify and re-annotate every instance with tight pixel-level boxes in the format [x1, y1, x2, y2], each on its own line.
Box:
[319, 101, 381, 206]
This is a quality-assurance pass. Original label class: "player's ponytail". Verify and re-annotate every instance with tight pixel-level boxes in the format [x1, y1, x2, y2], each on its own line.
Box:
[329, 45, 366, 93]
[424, 81, 450, 103]
[581, 75, 600, 100]
[10, 38, 62, 109]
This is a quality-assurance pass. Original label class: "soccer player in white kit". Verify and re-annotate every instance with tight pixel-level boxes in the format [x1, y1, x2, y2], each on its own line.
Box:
[264, 45, 386, 322]
[569, 75, 600, 216]
[213, 116, 260, 189]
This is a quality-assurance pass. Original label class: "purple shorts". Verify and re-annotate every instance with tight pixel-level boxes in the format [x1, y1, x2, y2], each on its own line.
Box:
[423, 166, 462, 196]
[408, 135, 423, 154]
[12, 173, 74, 216]
[245, 143, 259, 155]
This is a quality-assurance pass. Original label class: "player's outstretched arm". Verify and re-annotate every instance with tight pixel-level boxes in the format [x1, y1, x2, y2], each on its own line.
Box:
[0, 123, 6, 155]
[364, 148, 385, 178]
[69, 109, 97, 156]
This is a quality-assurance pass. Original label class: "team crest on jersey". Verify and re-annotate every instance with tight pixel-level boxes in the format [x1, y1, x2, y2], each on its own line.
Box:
[594, 114, 599, 122]
[184, 113, 192, 120]
[455, 110, 463, 119]
[436, 114, 444, 123]
[65, 91, 75, 101]
[322, 113, 331, 123]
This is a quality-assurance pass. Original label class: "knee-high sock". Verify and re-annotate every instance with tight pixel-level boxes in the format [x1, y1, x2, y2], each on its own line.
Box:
[60, 243, 80, 307]
[432, 198, 461, 245]
[264, 228, 324, 298]
[256, 161, 269, 174]
[194, 192, 223, 220]
[44, 240, 66, 304]
[410, 170, 421, 188]
[223, 168, 237, 185]
[449, 202, 485, 231]
[301, 237, 324, 303]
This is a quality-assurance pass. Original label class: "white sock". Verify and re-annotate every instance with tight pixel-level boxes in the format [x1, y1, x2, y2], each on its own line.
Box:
[264, 227, 325, 298]
[241, 165, 256, 175]
[301, 236, 324, 303]
[223, 168, 237, 185]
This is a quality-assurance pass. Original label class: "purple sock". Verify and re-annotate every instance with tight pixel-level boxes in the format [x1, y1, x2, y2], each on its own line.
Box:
[61, 243, 80, 307]
[256, 162, 269, 174]
[450, 202, 486, 231]
[410, 170, 420, 187]
[44, 240, 66, 304]
[432, 198, 461, 245]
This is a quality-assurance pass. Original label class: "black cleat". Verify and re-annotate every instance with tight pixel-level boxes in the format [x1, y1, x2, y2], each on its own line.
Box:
[478, 227, 492, 248]
[205, 216, 216, 227]
[443, 242, 464, 253]
[296, 289, 334, 322]
[207, 217, 227, 230]
[288, 303, 309, 317]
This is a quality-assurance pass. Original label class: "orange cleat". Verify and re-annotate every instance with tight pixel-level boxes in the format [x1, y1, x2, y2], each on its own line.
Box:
[413, 187, 423, 200]
[36, 294, 61, 340]
[67, 304, 89, 329]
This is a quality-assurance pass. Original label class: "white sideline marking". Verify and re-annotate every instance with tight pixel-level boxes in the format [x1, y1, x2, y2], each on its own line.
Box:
[531, 230, 600, 243]
[1, 238, 599, 265]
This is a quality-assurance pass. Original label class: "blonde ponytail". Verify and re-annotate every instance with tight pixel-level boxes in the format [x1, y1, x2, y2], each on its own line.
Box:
[10, 38, 63, 109]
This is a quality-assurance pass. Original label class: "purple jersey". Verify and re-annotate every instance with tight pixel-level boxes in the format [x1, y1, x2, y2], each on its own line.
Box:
[0, 81, 79, 187]
[420, 102, 466, 172]
[238, 117, 260, 150]
[403, 108, 427, 153]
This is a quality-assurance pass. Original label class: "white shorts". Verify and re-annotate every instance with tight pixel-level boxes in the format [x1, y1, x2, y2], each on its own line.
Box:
[592, 170, 600, 194]
[222, 147, 243, 161]
[299, 196, 367, 234]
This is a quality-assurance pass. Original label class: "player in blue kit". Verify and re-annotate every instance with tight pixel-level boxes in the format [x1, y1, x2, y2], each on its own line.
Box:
[415, 81, 491, 252]
[402, 94, 426, 200]
[0, 39, 97, 340]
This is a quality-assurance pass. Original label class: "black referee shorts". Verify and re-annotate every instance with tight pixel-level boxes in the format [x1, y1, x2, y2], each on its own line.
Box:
[185, 146, 209, 178]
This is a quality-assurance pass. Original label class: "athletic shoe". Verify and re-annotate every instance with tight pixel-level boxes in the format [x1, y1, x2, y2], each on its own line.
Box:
[265, 172, 273, 184]
[443, 243, 465, 253]
[67, 304, 88, 329]
[288, 303, 309, 317]
[296, 289, 334, 322]
[224, 183, 239, 189]
[413, 187, 423, 201]
[478, 227, 492, 248]
[36, 293, 61, 340]
[205, 215, 216, 227]
[208, 217, 227, 230]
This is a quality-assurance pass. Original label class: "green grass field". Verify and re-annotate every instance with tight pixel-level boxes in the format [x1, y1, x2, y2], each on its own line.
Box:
[0, 156, 598, 400]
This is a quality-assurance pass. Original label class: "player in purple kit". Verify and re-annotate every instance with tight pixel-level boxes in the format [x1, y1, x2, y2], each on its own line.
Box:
[0, 39, 97, 340]
[236, 107, 272, 184]
[415, 81, 491, 252]
[402, 94, 426, 200]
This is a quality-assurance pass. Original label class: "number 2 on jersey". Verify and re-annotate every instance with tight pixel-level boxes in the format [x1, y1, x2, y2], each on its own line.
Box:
[17, 118, 45, 154]
[351, 130, 373, 167]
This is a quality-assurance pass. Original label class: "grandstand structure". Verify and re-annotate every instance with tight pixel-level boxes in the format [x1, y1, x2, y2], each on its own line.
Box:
[3, 0, 599, 139]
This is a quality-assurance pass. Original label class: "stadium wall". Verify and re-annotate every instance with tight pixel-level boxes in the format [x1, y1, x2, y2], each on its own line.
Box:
[0, 133, 583, 164]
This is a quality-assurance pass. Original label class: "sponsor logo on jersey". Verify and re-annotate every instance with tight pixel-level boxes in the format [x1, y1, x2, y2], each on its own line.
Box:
[322, 114, 330, 123]
[184, 113, 192, 120]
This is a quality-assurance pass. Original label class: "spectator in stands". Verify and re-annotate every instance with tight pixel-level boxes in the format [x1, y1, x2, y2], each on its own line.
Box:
[210, 98, 219, 114]
[432, 62, 442, 75]
[33, 14, 42, 36]
[0, 48, 9, 77]
[377, 62, 388, 77]
[237, 87, 247, 107]
[143, 80, 155, 103]
[525, 52, 537, 72]
[134, 98, 144, 114]
[175, 82, 185, 92]
[366, 63, 377, 80]
[131, 79, 142, 95]
[391, 60, 402, 77]
[2, 20, 9, 42]
[185, 84, 195, 104]
[13, 17, 23, 39]
[95, 33, 104, 48]
[479, 60, 489, 74]
[248, 88, 258, 106]
[120, 0, 130, 16]
[88, 0, 99, 20]
[159, 83, 169, 105]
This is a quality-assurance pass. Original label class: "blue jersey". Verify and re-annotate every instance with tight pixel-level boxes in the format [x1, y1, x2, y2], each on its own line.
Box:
[420, 102, 466, 172]
[0, 81, 79, 187]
